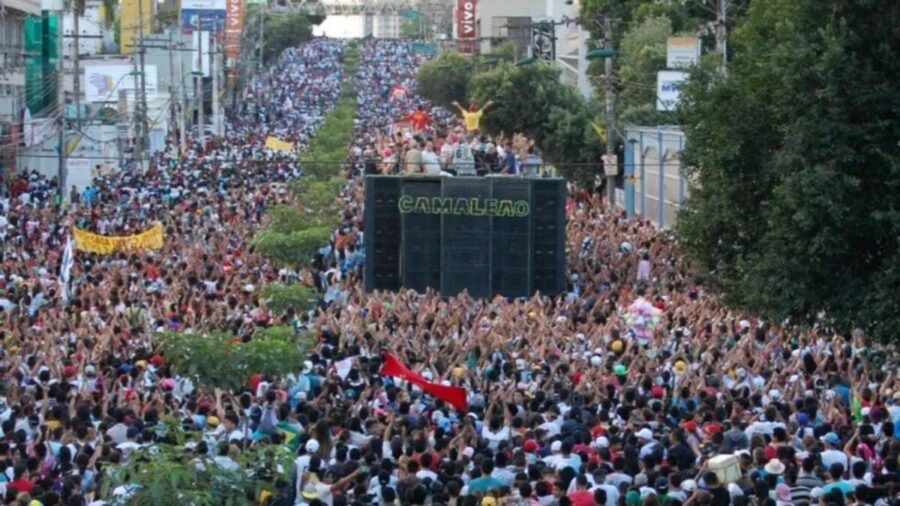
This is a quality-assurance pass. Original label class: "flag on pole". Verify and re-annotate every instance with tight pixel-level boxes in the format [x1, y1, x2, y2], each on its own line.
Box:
[380, 353, 468, 412]
[59, 235, 75, 303]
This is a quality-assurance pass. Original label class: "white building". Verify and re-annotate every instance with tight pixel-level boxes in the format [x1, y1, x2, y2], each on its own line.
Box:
[458, 0, 592, 98]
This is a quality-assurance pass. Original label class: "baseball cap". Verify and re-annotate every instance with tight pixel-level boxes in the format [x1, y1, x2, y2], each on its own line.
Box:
[523, 439, 539, 453]
[305, 438, 320, 453]
[636, 428, 653, 440]
[614, 363, 627, 376]
[820, 432, 840, 445]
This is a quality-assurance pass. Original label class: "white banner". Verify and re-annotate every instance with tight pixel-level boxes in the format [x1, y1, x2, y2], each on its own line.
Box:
[657, 71, 687, 112]
[84, 64, 158, 103]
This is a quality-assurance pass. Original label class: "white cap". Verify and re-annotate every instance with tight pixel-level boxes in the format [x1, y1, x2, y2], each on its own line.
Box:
[516, 359, 526, 370]
[462, 446, 475, 458]
[594, 436, 610, 449]
[636, 428, 654, 440]
[590, 356, 602, 367]
[681, 480, 697, 492]
[305, 439, 320, 453]
[551, 440, 562, 453]
[739, 320, 751, 329]
[243, 283, 255, 293]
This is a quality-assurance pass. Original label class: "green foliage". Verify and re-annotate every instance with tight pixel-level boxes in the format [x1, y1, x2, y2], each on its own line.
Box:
[540, 105, 604, 188]
[260, 284, 318, 316]
[156, 330, 311, 391]
[154, 1, 179, 31]
[400, 18, 420, 38]
[486, 41, 518, 63]
[298, 45, 360, 180]
[469, 62, 582, 146]
[99, 421, 295, 505]
[677, 0, 900, 340]
[416, 51, 475, 110]
[618, 16, 672, 113]
[253, 226, 332, 268]
[242, 7, 314, 64]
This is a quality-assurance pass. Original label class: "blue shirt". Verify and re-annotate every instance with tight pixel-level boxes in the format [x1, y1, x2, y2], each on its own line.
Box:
[468, 476, 504, 493]
[822, 480, 855, 497]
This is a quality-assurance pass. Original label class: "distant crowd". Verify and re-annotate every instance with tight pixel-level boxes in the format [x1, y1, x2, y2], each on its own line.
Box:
[0, 37, 898, 506]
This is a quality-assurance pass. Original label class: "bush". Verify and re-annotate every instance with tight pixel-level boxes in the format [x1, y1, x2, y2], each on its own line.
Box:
[253, 226, 332, 268]
[156, 330, 312, 392]
[260, 284, 318, 316]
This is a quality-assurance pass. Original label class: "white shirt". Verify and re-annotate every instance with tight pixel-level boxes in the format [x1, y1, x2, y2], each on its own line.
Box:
[481, 426, 510, 451]
[821, 449, 849, 470]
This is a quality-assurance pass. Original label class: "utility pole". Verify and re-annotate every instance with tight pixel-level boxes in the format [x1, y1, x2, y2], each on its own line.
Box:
[72, 9, 80, 130]
[132, 55, 141, 166]
[168, 31, 178, 144]
[56, 6, 66, 198]
[137, 0, 149, 169]
[257, 8, 265, 72]
[211, 39, 220, 136]
[197, 30, 205, 143]
[715, 0, 728, 75]
[178, 40, 188, 153]
[603, 16, 616, 207]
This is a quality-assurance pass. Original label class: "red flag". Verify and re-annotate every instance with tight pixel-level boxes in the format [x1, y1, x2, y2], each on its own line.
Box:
[381, 353, 468, 412]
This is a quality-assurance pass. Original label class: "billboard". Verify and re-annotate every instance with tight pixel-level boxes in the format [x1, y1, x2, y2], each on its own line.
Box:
[182, 0, 226, 32]
[657, 70, 687, 111]
[456, 0, 475, 39]
[120, 0, 152, 54]
[84, 64, 158, 103]
[666, 37, 701, 68]
[224, 0, 243, 85]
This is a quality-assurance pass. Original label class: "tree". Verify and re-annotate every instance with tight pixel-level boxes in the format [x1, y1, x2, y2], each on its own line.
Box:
[242, 8, 314, 64]
[677, 0, 900, 340]
[400, 18, 420, 38]
[468, 62, 582, 146]
[156, 330, 311, 392]
[416, 51, 475, 110]
[618, 15, 672, 113]
[99, 418, 295, 505]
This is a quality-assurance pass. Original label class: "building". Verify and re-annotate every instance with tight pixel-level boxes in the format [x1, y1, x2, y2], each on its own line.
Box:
[374, 14, 401, 38]
[456, 0, 592, 97]
[0, 0, 42, 172]
[623, 125, 688, 228]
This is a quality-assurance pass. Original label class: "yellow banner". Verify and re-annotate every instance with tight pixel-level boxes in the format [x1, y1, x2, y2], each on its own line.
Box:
[73, 223, 164, 254]
[265, 136, 295, 152]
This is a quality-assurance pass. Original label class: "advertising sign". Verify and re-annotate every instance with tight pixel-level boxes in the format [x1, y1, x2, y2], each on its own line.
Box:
[666, 37, 701, 69]
[224, 0, 243, 82]
[456, 0, 475, 39]
[182, 0, 226, 32]
[120, 0, 152, 54]
[84, 64, 158, 102]
[657, 71, 687, 111]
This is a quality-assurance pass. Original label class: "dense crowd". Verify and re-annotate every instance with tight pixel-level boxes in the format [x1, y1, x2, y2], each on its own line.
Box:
[0, 37, 897, 506]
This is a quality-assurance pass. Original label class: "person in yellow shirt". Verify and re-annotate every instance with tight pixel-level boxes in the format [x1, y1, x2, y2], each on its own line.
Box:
[452, 100, 494, 132]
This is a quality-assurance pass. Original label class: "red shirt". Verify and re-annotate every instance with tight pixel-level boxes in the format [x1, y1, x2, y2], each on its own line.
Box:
[409, 111, 430, 131]
[9, 478, 34, 494]
[568, 490, 597, 506]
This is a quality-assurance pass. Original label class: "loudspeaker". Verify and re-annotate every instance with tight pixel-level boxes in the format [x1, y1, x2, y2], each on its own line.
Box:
[440, 178, 492, 298]
[364, 177, 401, 292]
[400, 179, 442, 292]
[529, 179, 566, 295]
[490, 178, 531, 298]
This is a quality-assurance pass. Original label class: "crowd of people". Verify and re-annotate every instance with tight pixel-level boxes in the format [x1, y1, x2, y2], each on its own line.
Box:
[0, 37, 897, 506]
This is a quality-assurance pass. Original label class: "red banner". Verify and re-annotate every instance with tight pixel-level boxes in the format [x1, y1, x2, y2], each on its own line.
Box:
[224, 0, 243, 86]
[456, 0, 476, 40]
[381, 353, 468, 412]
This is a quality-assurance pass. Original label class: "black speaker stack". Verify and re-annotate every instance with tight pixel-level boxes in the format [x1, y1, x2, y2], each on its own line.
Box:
[364, 176, 566, 299]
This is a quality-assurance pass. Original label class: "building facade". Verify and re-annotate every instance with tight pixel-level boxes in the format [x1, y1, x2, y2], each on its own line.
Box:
[0, 0, 42, 172]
